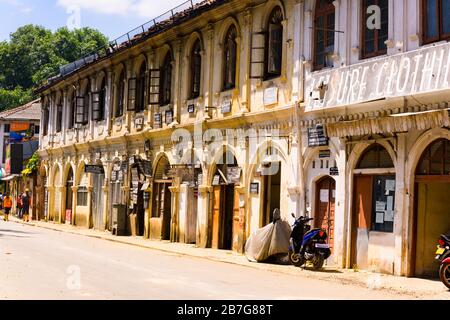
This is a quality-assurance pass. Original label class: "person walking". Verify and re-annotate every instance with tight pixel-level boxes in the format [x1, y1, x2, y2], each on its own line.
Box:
[17, 193, 23, 219]
[3, 193, 12, 222]
[22, 189, 31, 222]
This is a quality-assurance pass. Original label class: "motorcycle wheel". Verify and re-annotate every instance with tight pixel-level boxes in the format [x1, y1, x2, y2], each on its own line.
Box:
[439, 263, 450, 290]
[288, 250, 305, 267]
[312, 255, 325, 270]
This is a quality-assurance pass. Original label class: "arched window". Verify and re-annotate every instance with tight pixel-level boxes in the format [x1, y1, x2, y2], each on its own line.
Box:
[56, 93, 63, 133]
[93, 77, 106, 121]
[223, 25, 237, 91]
[361, 0, 388, 59]
[265, 7, 283, 78]
[416, 139, 450, 176]
[82, 81, 90, 125]
[42, 103, 49, 136]
[190, 39, 202, 99]
[116, 70, 125, 118]
[160, 52, 172, 106]
[314, 0, 335, 70]
[357, 144, 394, 169]
[423, 0, 450, 44]
[68, 90, 76, 129]
[136, 62, 147, 112]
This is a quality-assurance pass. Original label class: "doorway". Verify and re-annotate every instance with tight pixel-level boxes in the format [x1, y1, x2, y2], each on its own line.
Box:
[315, 176, 336, 253]
[413, 139, 450, 278]
[212, 184, 235, 250]
[92, 172, 105, 230]
[151, 156, 172, 241]
[351, 144, 396, 270]
[261, 162, 281, 227]
[65, 168, 74, 224]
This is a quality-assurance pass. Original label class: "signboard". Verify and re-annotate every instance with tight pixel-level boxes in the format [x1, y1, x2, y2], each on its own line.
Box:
[212, 175, 221, 186]
[11, 122, 30, 132]
[85, 165, 104, 174]
[250, 182, 259, 194]
[154, 113, 162, 128]
[188, 104, 195, 114]
[138, 160, 152, 177]
[165, 110, 173, 124]
[308, 125, 329, 147]
[221, 100, 232, 113]
[319, 150, 331, 158]
[305, 41, 450, 110]
[264, 87, 279, 106]
[227, 167, 241, 185]
[330, 167, 339, 176]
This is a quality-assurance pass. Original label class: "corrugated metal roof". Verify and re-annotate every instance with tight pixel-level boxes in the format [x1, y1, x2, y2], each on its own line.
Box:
[0, 99, 41, 121]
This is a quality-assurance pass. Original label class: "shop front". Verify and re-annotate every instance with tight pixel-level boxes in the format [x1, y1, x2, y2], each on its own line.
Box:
[413, 138, 450, 278]
[209, 150, 242, 252]
[150, 155, 172, 240]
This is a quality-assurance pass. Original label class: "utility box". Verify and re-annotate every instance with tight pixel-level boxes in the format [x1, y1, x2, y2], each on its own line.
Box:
[112, 204, 127, 236]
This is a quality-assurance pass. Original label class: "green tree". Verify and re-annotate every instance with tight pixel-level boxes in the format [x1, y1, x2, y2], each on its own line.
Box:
[0, 24, 108, 110]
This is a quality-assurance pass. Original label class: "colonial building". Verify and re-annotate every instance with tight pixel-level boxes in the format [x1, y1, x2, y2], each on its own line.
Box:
[36, 0, 302, 253]
[37, 0, 450, 280]
[300, 0, 450, 278]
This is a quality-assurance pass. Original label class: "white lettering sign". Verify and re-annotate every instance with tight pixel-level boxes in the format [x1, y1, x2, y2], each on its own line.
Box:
[305, 43, 450, 110]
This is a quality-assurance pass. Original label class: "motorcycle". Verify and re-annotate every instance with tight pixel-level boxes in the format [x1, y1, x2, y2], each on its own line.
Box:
[288, 214, 331, 270]
[436, 232, 450, 289]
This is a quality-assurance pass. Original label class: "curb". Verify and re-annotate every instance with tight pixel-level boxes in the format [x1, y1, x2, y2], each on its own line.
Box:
[6, 218, 444, 299]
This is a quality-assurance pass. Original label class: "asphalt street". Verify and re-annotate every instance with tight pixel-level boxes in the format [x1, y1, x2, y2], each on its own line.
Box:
[0, 220, 413, 300]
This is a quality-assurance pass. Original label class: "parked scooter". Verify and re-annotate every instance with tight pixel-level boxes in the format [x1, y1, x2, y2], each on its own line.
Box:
[288, 214, 331, 270]
[436, 232, 450, 289]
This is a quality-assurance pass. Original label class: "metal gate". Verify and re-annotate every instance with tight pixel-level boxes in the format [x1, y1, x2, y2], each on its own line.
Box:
[92, 173, 105, 230]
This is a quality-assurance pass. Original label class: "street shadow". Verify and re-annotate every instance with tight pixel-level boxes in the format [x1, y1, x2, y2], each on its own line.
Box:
[0, 228, 35, 239]
[0, 229, 35, 235]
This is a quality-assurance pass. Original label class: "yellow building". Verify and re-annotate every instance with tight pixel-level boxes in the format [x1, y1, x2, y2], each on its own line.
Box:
[36, 0, 303, 253]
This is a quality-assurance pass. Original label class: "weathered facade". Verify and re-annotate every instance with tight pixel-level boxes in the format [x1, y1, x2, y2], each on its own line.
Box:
[37, 0, 302, 253]
[37, 0, 450, 279]
[300, 0, 450, 277]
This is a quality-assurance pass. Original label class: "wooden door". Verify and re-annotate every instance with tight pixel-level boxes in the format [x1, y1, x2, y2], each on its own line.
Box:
[315, 177, 336, 252]
[232, 188, 243, 252]
[211, 186, 222, 249]
[352, 175, 373, 269]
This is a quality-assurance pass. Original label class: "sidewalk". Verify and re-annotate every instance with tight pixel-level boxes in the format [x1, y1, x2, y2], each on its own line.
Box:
[5, 215, 449, 299]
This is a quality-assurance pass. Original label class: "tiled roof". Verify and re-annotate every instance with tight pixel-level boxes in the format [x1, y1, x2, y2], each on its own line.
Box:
[0, 99, 41, 121]
[35, 0, 228, 94]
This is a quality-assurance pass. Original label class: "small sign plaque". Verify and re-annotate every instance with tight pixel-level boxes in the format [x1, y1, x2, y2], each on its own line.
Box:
[250, 182, 259, 194]
[308, 124, 329, 147]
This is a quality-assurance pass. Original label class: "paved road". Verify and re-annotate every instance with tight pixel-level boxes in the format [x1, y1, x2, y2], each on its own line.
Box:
[0, 220, 411, 300]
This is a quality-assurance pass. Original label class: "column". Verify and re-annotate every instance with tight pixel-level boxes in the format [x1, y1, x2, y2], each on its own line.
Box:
[71, 186, 78, 225]
[197, 185, 212, 248]
[169, 185, 181, 243]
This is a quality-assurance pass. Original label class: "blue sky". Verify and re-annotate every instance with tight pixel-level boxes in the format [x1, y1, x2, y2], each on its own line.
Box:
[0, 0, 185, 42]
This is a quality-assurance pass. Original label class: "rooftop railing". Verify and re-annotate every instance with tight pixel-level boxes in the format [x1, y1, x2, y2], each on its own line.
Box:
[58, 0, 212, 79]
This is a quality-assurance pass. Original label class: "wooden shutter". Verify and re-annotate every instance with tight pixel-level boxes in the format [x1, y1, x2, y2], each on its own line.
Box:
[127, 78, 137, 111]
[91, 91, 101, 121]
[75, 97, 85, 124]
[148, 69, 160, 106]
[250, 32, 266, 79]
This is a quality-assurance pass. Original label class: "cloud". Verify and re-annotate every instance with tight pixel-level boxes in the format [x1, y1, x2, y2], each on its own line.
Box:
[0, 0, 33, 14]
[57, 0, 185, 18]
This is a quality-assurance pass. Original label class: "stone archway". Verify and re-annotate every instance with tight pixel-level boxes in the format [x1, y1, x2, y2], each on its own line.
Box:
[412, 138, 450, 278]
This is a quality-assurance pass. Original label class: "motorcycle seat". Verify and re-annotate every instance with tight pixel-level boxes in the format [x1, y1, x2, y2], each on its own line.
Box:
[442, 233, 450, 244]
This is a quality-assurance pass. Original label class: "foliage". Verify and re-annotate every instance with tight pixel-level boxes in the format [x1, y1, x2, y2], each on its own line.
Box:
[22, 152, 40, 178]
[0, 87, 33, 112]
[0, 25, 108, 110]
